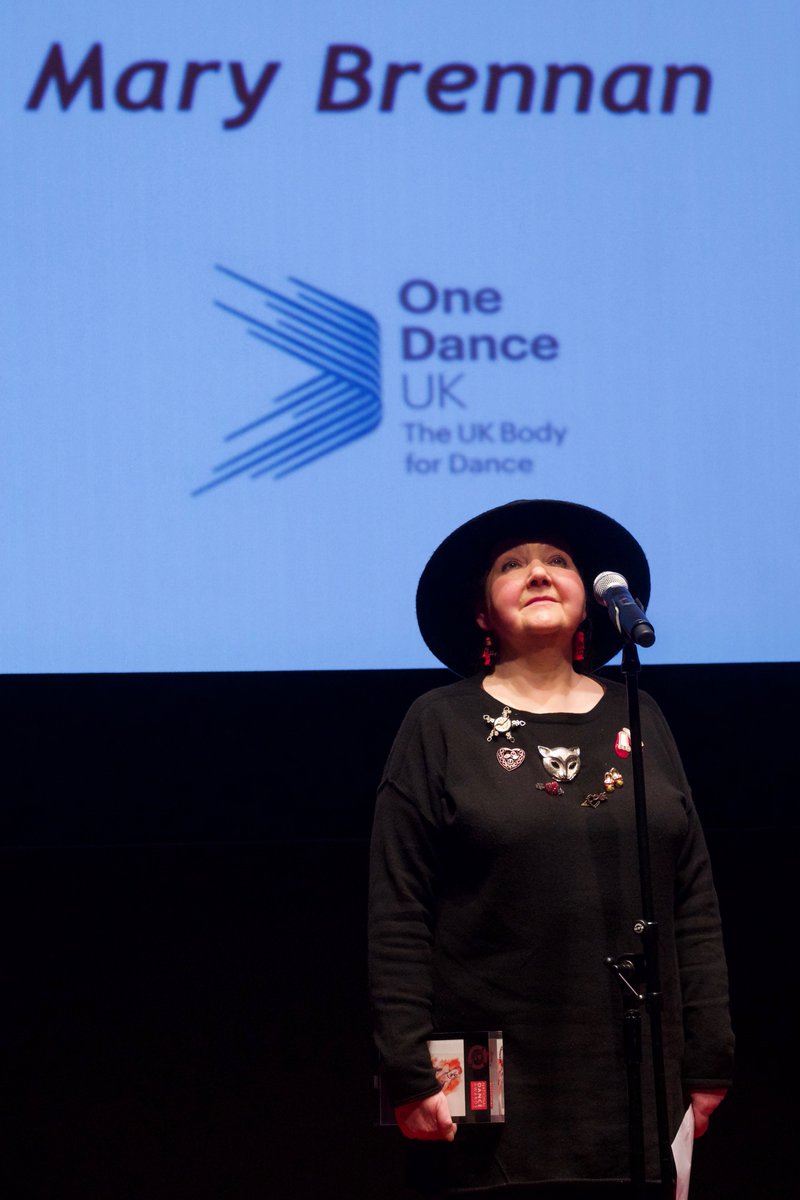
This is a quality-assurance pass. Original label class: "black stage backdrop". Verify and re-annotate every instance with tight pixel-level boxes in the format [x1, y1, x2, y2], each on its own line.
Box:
[1, 665, 796, 1199]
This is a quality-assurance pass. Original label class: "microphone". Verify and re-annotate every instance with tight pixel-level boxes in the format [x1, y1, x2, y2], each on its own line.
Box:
[593, 572, 656, 648]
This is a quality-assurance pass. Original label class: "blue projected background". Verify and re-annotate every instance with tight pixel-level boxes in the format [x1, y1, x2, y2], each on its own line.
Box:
[1, 2, 798, 672]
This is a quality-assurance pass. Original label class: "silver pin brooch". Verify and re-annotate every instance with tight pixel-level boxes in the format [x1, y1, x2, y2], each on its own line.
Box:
[483, 706, 526, 743]
[537, 745, 581, 782]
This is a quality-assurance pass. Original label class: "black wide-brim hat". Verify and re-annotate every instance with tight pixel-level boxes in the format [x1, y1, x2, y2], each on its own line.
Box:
[416, 499, 651, 675]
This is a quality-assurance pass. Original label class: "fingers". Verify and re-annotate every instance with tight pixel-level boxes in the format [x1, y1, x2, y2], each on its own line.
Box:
[691, 1088, 727, 1139]
[432, 1090, 456, 1141]
[693, 1111, 710, 1138]
[395, 1091, 457, 1141]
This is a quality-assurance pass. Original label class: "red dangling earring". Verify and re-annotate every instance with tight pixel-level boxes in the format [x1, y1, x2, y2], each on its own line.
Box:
[572, 630, 586, 662]
[482, 635, 496, 668]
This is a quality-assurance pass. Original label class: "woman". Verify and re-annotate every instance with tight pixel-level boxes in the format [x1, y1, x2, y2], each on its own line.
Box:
[369, 499, 733, 1198]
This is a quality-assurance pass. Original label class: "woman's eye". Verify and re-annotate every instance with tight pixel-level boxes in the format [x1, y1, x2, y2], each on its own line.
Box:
[500, 558, 521, 572]
[549, 555, 568, 567]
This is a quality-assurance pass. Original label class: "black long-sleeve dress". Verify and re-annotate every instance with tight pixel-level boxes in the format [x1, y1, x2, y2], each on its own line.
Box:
[369, 676, 733, 1193]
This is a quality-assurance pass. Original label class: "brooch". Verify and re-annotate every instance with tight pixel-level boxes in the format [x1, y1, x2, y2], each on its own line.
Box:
[582, 768, 624, 808]
[534, 745, 580, 796]
[536, 780, 565, 796]
[483, 706, 526, 743]
[497, 747, 526, 771]
[537, 744, 581, 782]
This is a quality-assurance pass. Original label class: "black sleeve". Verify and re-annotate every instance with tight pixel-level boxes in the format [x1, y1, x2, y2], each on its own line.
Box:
[369, 782, 443, 1106]
[673, 794, 735, 1089]
[642, 693, 734, 1089]
[368, 694, 449, 1107]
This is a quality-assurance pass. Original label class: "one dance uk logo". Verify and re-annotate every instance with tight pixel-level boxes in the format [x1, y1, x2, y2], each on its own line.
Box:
[193, 267, 381, 494]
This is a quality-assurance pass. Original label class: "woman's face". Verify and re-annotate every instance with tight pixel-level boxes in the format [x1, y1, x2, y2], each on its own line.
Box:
[476, 541, 587, 657]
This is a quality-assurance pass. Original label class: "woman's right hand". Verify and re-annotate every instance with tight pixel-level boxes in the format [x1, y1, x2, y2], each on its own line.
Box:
[395, 1090, 457, 1141]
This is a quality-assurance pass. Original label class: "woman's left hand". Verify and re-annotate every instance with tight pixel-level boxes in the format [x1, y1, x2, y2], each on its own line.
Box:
[395, 1091, 456, 1141]
[690, 1088, 728, 1138]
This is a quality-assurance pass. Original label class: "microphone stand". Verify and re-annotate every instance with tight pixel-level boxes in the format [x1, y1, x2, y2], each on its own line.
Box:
[605, 641, 675, 1198]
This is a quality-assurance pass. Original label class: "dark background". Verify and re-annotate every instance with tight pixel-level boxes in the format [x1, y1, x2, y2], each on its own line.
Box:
[1, 664, 796, 1198]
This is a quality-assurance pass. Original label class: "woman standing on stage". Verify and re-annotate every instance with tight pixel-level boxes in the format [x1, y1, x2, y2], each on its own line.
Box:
[369, 499, 732, 1198]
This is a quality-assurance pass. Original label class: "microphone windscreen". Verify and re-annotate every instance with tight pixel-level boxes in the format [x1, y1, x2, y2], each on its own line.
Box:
[593, 571, 628, 604]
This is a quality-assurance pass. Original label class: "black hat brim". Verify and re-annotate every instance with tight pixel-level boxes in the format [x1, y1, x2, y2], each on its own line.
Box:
[415, 499, 651, 675]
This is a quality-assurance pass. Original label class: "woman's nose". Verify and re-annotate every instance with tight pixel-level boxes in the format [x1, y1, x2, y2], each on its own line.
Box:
[526, 559, 550, 584]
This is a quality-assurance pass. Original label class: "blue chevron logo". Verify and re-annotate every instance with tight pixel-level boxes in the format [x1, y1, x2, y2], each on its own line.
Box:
[193, 268, 381, 494]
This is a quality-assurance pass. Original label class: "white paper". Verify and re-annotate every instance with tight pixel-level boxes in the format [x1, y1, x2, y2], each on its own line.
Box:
[671, 1105, 696, 1200]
